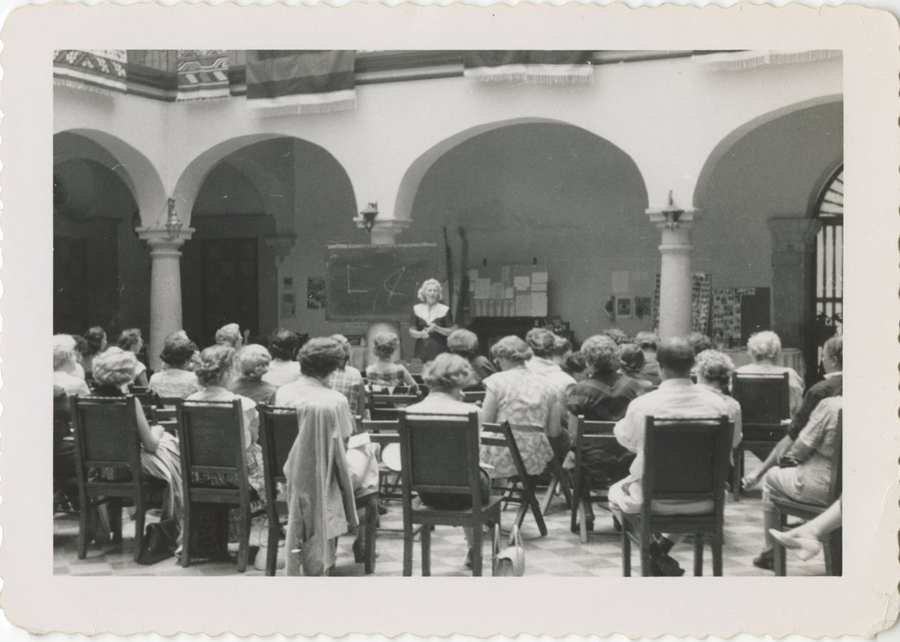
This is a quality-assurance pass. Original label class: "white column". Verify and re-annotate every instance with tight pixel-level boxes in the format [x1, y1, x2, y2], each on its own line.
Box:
[138, 227, 194, 371]
[647, 209, 696, 341]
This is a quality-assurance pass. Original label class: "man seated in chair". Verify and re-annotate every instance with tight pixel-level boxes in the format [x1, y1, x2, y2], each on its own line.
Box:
[608, 337, 731, 576]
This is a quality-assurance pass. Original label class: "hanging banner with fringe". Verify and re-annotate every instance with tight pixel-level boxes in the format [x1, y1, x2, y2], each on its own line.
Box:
[463, 51, 593, 84]
[53, 50, 127, 96]
[176, 50, 230, 101]
[691, 50, 841, 72]
[246, 50, 356, 116]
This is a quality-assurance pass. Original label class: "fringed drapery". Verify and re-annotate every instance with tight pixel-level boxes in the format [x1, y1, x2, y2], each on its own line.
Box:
[53, 50, 127, 96]
[692, 50, 841, 72]
[246, 50, 357, 116]
[176, 50, 231, 102]
[463, 51, 593, 84]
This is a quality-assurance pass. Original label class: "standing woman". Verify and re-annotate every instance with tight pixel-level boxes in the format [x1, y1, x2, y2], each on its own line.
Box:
[409, 279, 454, 363]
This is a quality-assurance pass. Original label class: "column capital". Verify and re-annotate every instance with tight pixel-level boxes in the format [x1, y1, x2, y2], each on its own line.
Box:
[354, 217, 412, 246]
[137, 227, 194, 255]
[646, 207, 699, 231]
[265, 235, 296, 263]
[768, 216, 821, 253]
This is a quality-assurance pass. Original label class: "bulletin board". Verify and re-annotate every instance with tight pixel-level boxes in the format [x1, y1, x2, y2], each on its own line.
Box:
[652, 272, 712, 334]
[711, 287, 771, 347]
[468, 263, 549, 318]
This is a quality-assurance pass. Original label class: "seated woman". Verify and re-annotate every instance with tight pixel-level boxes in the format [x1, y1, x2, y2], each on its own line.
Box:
[754, 395, 842, 571]
[326, 334, 367, 418]
[215, 323, 243, 349]
[82, 326, 108, 385]
[263, 329, 301, 388]
[735, 330, 805, 417]
[770, 497, 842, 561]
[148, 332, 200, 399]
[695, 349, 743, 454]
[405, 353, 490, 568]
[186, 346, 266, 552]
[117, 328, 149, 388]
[365, 332, 418, 392]
[618, 343, 656, 392]
[551, 335, 573, 366]
[447, 328, 496, 391]
[230, 344, 277, 405]
[480, 336, 559, 483]
[566, 335, 647, 530]
[53, 335, 90, 398]
[561, 351, 589, 385]
[634, 331, 661, 387]
[90, 348, 183, 529]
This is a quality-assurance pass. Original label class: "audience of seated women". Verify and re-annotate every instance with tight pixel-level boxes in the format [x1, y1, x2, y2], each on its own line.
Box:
[230, 345, 278, 406]
[618, 343, 656, 392]
[215, 323, 243, 349]
[326, 334, 367, 417]
[480, 335, 560, 481]
[565, 334, 648, 530]
[148, 332, 200, 399]
[695, 349, 743, 453]
[634, 331, 661, 387]
[262, 329, 301, 388]
[525, 327, 576, 458]
[735, 330, 805, 416]
[53, 334, 91, 398]
[560, 351, 589, 385]
[405, 353, 489, 568]
[365, 332, 418, 392]
[91, 347, 183, 528]
[446, 328, 496, 390]
[82, 326, 108, 385]
[754, 395, 842, 571]
[117, 328, 149, 387]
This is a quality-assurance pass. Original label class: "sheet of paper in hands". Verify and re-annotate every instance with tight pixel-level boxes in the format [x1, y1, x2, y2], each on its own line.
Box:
[2, 2, 898, 639]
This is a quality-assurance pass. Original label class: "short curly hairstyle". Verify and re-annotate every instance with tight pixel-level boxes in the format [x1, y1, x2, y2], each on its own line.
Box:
[416, 279, 443, 303]
[298, 337, 345, 379]
[634, 331, 659, 351]
[447, 329, 479, 360]
[83, 326, 107, 355]
[490, 335, 532, 364]
[372, 332, 400, 360]
[525, 327, 556, 358]
[695, 349, 735, 389]
[581, 335, 621, 374]
[687, 332, 713, 355]
[216, 323, 242, 349]
[53, 334, 77, 371]
[602, 328, 630, 346]
[193, 346, 235, 388]
[746, 330, 782, 362]
[269, 329, 299, 361]
[561, 351, 588, 377]
[159, 332, 197, 367]
[551, 335, 571, 358]
[235, 344, 272, 380]
[92, 347, 139, 386]
[421, 353, 474, 391]
[329, 334, 353, 365]
[117, 328, 143, 352]
[619, 343, 646, 376]
[823, 335, 843, 368]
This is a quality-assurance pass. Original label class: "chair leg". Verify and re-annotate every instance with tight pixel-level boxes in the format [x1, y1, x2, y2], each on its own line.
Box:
[524, 476, 547, 537]
[578, 502, 588, 544]
[181, 500, 192, 568]
[570, 473, 582, 534]
[829, 528, 842, 576]
[732, 450, 741, 502]
[110, 499, 123, 544]
[77, 497, 89, 560]
[639, 538, 653, 577]
[540, 477, 557, 515]
[132, 499, 146, 563]
[774, 512, 787, 576]
[402, 522, 414, 576]
[712, 537, 724, 576]
[266, 514, 280, 577]
[622, 528, 631, 577]
[365, 497, 377, 575]
[693, 536, 704, 576]
[237, 505, 250, 573]
[421, 524, 431, 577]
[471, 522, 483, 576]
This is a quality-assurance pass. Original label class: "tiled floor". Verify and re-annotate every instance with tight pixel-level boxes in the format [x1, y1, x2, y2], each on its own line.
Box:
[54, 462, 828, 577]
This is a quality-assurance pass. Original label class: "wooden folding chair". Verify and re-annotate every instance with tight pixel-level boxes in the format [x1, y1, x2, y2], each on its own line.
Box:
[731, 372, 791, 501]
[481, 422, 548, 539]
[773, 412, 842, 576]
[397, 410, 502, 576]
[621, 415, 732, 577]
[462, 390, 486, 405]
[71, 395, 162, 562]
[366, 387, 420, 421]
[570, 416, 618, 543]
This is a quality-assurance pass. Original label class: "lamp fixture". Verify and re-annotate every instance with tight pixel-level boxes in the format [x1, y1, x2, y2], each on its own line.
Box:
[360, 202, 378, 234]
[165, 197, 183, 240]
[660, 190, 684, 229]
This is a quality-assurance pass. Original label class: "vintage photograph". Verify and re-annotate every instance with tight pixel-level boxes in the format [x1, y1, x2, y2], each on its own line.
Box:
[51, 46, 846, 579]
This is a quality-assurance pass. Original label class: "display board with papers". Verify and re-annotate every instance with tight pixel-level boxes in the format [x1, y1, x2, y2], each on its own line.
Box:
[468, 263, 549, 318]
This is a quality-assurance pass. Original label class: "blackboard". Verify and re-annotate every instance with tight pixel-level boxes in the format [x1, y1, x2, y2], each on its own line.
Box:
[324, 243, 440, 320]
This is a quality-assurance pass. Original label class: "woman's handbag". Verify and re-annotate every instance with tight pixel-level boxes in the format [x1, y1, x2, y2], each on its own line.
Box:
[136, 518, 180, 565]
[492, 525, 526, 577]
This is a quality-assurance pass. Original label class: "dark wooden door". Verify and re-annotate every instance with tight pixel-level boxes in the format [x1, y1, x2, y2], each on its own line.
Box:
[53, 227, 119, 334]
[200, 238, 258, 347]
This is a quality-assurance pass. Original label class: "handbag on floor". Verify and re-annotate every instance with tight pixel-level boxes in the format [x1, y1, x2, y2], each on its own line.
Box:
[136, 518, 180, 565]
[493, 525, 525, 577]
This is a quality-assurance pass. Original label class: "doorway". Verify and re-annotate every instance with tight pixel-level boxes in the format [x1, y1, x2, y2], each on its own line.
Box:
[200, 238, 259, 347]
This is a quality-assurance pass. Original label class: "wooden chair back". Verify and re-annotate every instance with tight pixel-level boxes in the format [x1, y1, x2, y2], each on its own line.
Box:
[397, 410, 483, 512]
[258, 405, 299, 491]
[570, 416, 618, 534]
[177, 399, 249, 488]
[366, 387, 420, 420]
[732, 373, 790, 439]
[640, 415, 733, 522]
[462, 390, 486, 405]
[71, 395, 142, 480]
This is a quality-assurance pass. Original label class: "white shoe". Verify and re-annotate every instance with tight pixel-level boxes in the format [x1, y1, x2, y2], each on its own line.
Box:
[769, 529, 822, 561]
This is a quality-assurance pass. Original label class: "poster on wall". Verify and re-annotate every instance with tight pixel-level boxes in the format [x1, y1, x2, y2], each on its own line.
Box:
[615, 296, 633, 319]
[306, 277, 326, 310]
